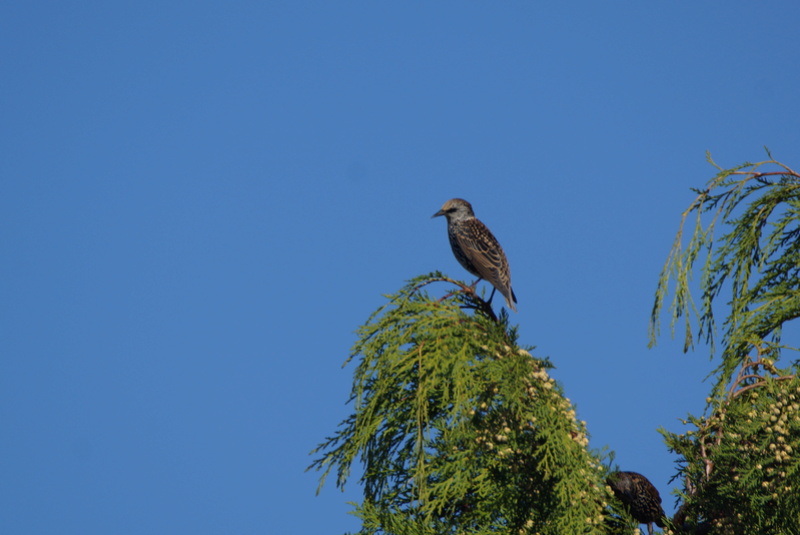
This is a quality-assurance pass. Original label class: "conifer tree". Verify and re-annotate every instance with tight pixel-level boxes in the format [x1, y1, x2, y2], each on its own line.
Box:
[651, 152, 800, 534]
[310, 275, 616, 534]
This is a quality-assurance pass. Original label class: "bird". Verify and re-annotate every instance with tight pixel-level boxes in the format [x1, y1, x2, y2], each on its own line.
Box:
[607, 471, 667, 535]
[432, 198, 517, 312]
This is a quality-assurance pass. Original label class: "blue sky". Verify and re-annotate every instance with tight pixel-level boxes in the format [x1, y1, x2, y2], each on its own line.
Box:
[2, 2, 800, 534]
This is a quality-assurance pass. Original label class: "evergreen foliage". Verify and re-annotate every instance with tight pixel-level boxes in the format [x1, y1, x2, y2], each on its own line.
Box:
[651, 153, 800, 533]
[310, 274, 615, 534]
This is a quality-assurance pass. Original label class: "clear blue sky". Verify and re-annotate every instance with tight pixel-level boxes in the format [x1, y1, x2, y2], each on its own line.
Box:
[2, 2, 799, 534]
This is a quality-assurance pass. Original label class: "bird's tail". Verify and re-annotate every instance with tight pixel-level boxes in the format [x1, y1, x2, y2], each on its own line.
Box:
[506, 287, 518, 312]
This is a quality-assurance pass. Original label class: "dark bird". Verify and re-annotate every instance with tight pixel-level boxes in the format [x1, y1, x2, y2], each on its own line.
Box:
[432, 198, 517, 312]
[607, 471, 667, 535]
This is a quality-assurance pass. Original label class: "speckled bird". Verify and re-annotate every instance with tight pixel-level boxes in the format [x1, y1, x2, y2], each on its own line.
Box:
[607, 471, 667, 535]
[432, 198, 517, 312]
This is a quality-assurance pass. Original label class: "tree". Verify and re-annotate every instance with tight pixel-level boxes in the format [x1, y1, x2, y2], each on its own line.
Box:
[309, 275, 615, 534]
[650, 152, 800, 533]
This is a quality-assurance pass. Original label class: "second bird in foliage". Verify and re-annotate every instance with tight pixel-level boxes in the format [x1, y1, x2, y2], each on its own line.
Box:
[607, 471, 667, 535]
[432, 198, 517, 312]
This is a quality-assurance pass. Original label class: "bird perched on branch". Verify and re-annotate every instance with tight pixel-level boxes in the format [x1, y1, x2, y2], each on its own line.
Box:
[607, 471, 667, 535]
[432, 198, 517, 312]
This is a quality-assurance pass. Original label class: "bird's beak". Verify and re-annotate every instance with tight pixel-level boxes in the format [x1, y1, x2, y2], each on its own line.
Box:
[432, 209, 445, 219]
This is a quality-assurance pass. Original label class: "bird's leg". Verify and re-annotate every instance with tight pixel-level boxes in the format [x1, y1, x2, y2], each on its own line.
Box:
[646, 522, 653, 535]
[469, 277, 483, 290]
[486, 287, 497, 305]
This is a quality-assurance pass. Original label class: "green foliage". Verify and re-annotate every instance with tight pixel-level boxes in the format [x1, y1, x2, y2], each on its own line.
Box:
[650, 151, 800, 396]
[665, 370, 800, 534]
[651, 152, 800, 533]
[310, 274, 616, 534]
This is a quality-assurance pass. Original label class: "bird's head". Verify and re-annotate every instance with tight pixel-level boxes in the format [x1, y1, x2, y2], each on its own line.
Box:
[432, 198, 475, 221]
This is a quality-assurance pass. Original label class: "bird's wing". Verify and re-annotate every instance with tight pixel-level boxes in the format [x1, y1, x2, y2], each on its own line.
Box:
[456, 220, 507, 284]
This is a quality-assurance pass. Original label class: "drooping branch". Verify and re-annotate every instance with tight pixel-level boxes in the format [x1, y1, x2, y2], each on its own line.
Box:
[650, 152, 800, 394]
